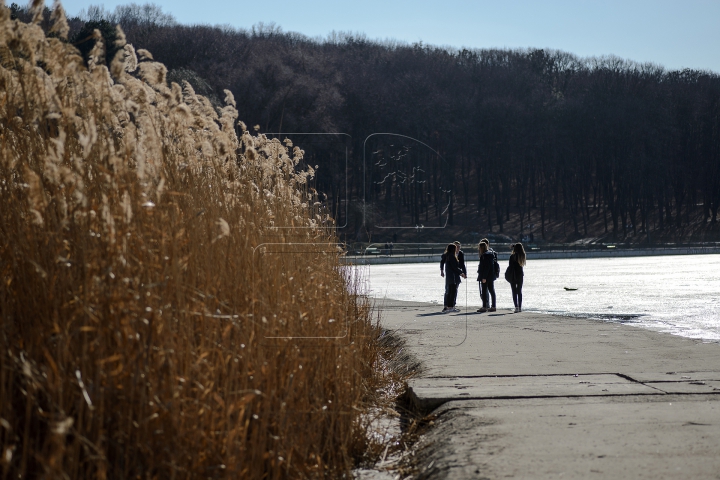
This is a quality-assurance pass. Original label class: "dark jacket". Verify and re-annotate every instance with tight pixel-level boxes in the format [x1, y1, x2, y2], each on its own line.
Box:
[477, 251, 495, 282]
[444, 254, 463, 285]
[457, 250, 467, 276]
[508, 253, 524, 285]
[441, 250, 467, 277]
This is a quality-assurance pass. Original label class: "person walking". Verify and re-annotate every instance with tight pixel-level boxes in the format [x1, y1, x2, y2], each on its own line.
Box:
[477, 241, 496, 312]
[508, 242, 526, 313]
[442, 243, 463, 313]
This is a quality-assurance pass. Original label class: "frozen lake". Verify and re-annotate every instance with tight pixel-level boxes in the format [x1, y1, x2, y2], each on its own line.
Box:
[360, 254, 720, 342]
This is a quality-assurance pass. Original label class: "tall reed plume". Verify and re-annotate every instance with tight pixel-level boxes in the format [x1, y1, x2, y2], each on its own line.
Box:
[0, 2, 384, 477]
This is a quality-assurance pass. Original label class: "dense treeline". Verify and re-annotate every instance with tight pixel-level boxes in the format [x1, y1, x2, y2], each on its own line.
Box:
[15, 2, 720, 243]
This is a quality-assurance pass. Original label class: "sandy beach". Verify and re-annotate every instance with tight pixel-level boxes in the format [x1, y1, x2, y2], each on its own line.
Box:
[378, 299, 720, 479]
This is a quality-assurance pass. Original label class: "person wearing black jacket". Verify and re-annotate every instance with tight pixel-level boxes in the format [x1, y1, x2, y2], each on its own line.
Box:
[441, 241, 467, 307]
[477, 241, 496, 312]
[481, 237, 498, 266]
[453, 241, 468, 277]
[440, 244, 449, 306]
[442, 243, 463, 313]
[508, 242, 526, 313]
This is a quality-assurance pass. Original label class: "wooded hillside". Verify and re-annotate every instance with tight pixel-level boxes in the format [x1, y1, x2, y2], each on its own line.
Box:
[20, 2, 719, 244]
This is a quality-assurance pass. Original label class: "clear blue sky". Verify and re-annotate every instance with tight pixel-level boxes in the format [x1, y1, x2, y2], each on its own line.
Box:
[56, 0, 720, 73]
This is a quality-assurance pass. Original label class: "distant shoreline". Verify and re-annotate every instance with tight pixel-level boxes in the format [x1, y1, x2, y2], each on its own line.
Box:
[344, 245, 720, 264]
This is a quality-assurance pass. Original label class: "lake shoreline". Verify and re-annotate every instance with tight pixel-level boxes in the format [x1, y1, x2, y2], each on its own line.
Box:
[361, 254, 720, 342]
[345, 244, 720, 264]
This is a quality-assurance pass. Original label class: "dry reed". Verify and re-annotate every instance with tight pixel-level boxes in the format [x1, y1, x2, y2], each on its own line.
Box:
[0, 2, 387, 478]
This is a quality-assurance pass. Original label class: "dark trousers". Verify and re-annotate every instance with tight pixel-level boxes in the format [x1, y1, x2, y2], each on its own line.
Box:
[481, 280, 496, 308]
[445, 281, 458, 308]
[511, 282, 523, 309]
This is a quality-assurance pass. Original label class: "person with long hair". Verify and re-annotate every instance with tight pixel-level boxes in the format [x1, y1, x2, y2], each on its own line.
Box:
[440, 243, 449, 307]
[453, 241, 467, 306]
[477, 241, 496, 312]
[442, 243, 463, 313]
[509, 242, 526, 313]
[453, 241, 468, 277]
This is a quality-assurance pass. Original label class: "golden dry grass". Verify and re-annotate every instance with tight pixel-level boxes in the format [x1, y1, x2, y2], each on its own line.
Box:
[0, 2, 387, 478]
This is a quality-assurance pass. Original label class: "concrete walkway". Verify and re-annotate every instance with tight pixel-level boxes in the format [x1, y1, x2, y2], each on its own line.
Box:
[378, 299, 720, 479]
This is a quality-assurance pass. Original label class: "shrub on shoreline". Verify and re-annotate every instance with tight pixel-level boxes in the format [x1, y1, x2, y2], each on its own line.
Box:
[0, 2, 380, 477]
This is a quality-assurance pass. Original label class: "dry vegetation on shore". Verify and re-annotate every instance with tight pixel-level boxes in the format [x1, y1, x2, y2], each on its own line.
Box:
[0, 2, 391, 477]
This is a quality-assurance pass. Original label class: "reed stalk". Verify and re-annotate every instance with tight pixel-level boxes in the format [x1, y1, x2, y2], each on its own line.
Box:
[0, 3, 385, 477]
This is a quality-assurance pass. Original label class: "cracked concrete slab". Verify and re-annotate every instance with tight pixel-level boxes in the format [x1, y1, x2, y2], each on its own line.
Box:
[407, 374, 663, 411]
[377, 299, 720, 479]
[413, 396, 720, 480]
[625, 371, 720, 383]
[644, 381, 720, 394]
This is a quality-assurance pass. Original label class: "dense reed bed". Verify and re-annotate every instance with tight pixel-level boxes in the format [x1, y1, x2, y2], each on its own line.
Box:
[0, 2, 387, 477]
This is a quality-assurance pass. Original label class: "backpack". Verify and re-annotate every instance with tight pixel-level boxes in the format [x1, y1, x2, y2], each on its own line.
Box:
[491, 250, 500, 279]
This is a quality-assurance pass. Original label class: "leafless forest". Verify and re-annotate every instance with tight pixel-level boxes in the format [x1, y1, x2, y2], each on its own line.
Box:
[33, 2, 720, 241]
[25, 2, 720, 244]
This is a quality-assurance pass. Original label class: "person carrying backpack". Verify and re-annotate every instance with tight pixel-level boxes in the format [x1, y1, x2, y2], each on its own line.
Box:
[481, 237, 500, 280]
[477, 240, 496, 312]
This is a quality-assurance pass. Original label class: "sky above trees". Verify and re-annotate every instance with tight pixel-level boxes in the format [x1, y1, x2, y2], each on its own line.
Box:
[56, 0, 720, 73]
